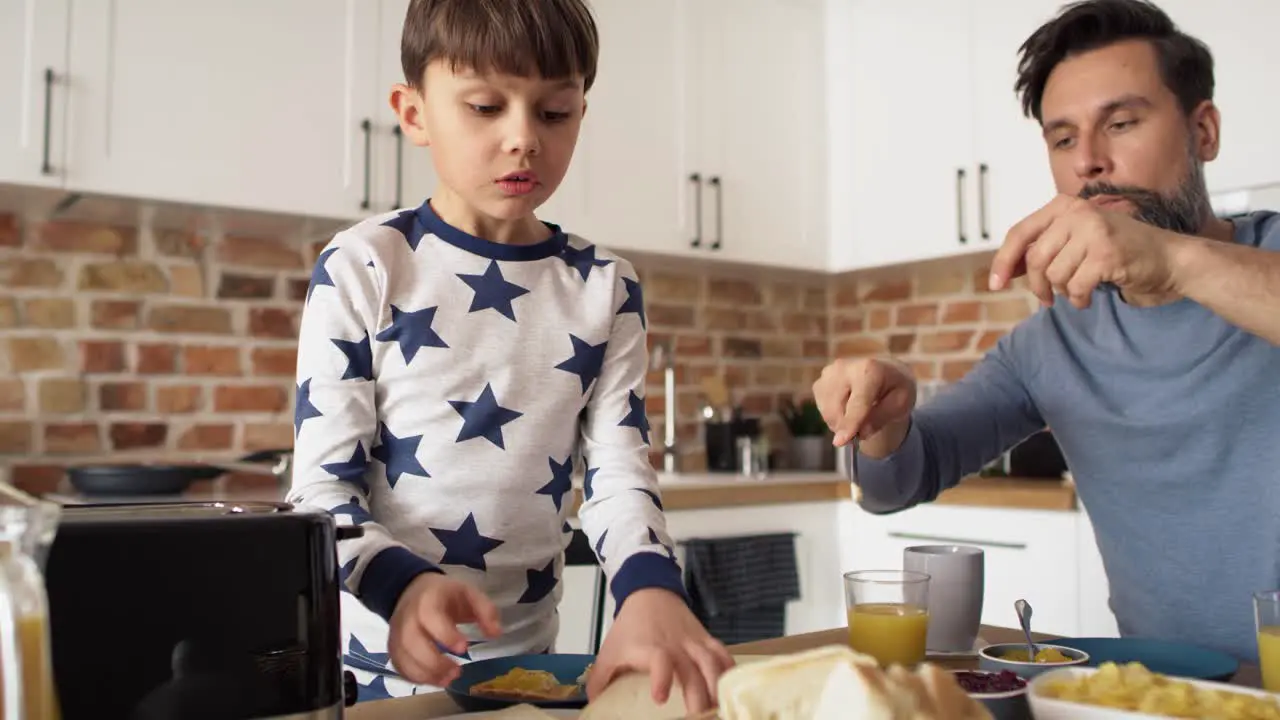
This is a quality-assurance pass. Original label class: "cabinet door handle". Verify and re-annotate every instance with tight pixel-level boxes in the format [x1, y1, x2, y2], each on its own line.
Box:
[391, 125, 404, 210]
[978, 163, 990, 240]
[41, 68, 55, 176]
[689, 172, 702, 248]
[708, 175, 722, 250]
[955, 168, 967, 244]
[888, 531, 1026, 551]
[360, 119, 372, 210]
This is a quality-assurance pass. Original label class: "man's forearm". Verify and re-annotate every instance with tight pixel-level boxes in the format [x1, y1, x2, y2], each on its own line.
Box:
[1173, 234, 1280, 345]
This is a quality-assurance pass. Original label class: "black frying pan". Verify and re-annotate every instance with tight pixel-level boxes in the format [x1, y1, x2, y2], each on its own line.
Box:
[67, 449, 292, 497]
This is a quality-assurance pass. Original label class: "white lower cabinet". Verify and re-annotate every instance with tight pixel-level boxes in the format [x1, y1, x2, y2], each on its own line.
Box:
[554, 496, 1118, 654]
[841, 500, 1119, 640]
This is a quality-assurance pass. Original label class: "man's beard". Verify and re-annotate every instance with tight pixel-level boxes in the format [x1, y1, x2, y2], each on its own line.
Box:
[1077, 158, 1209, 235]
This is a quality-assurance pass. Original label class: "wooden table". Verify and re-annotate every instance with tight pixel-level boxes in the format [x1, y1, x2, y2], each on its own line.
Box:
[346, 624, 1262, 718]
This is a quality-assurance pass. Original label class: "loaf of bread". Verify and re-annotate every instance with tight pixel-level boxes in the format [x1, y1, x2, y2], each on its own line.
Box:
[718, 645, 992, 720]
[487, 704, 564, 719]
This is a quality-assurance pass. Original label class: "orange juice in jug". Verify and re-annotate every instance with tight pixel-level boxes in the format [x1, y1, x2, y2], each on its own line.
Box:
[0, 612, 59, 719]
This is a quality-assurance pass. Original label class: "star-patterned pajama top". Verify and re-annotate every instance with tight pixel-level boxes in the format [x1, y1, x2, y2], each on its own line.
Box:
[287, 200, 685, 691]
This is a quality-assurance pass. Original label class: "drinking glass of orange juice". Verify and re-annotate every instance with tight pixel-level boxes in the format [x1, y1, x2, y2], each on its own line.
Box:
[844, 569, 930, 667]
[1255, 590, 1280, 692]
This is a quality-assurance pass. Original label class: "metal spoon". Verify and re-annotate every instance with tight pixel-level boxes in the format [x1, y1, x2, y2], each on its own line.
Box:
[1015, 598, 1037, 659]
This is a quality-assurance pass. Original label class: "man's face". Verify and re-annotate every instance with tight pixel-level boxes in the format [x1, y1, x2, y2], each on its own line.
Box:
[1038, 39, 1217, 234]
[401, 61, 586, 222]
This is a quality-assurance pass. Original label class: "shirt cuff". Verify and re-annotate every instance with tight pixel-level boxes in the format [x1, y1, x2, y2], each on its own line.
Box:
[853, 417, 925, 512]
[609, 551, 690, 614]
[358, 546, 444, 622]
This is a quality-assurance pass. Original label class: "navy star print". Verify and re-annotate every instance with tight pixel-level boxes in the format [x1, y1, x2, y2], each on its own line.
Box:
[648, 527, 676, 560]
[554, 334, 608, 394]
[338, 557, 357, 594]
[370, 422, 429, 488]
[583, 466, 600, 502]
[294, 378, 323, 438]
[349, 635, 390, 667]
[321, 442, 370, 494]
[560, 243, 613, 281]
[536, 456, 574, 511]
[594, 529, 608, 564]
[616, 277, 646, 329]
[376, 304, 448, 364]
[618, 389, 651, 444]
[333, 331, 375, 381]
[431, 513, 504, 571]
[329, 496, 372, 525]
[636, 487, 664, 511]
[449, 383, 523, 449]
[307, 246, 338, 303]
[381, 208, 424, 251]
[518, 560, 558, 604]
[458, 260, 530, 321]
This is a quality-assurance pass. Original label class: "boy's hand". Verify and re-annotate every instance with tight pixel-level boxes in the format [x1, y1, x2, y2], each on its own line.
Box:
[586, 588, 734, 714]
[387, 572, 502, 686]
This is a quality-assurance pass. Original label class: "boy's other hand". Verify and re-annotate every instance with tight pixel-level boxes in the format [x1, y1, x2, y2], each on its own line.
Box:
[586, 588, 734, 713]
[388, 572, 502, 686]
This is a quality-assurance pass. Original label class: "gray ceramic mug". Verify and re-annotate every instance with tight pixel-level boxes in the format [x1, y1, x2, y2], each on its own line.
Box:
[903, 545, 984, 652]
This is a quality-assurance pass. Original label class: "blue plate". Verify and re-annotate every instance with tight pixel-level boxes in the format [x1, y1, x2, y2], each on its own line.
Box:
[446, 654, 594, 712]
[1051, 637, 1239, 681]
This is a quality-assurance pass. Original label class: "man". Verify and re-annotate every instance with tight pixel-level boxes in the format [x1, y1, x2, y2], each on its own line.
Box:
[814, 0, 1280, 663]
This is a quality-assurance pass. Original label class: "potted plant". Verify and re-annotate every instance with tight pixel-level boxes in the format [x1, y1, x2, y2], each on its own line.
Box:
[780, 397, 831, 471]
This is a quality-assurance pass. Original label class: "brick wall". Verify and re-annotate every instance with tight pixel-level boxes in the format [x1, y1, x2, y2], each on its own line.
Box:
[635, 266, 831, 472]
[0, 205, 1033, 493]
[827, 261, 1035, 387]
[0, 210, 311, 492]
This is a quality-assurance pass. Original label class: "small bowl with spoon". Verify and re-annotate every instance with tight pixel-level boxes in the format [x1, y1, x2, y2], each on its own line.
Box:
[978, 598, 1089, 680]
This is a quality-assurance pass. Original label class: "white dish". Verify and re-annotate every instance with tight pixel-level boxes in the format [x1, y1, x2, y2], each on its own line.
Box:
[1027, 666, 1280, 719]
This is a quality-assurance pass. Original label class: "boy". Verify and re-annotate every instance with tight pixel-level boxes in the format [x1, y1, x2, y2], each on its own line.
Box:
[286, 0, 733, 710]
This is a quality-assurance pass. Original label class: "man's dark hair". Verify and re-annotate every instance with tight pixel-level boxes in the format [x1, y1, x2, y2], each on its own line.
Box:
[1014, 0, 1214, 122]
[401, 0, 599, 91]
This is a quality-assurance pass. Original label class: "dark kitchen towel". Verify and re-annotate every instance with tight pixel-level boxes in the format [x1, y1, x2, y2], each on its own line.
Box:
[681, 532, 800, 645]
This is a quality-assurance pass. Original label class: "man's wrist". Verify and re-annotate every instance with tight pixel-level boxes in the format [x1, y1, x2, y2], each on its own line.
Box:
[1166, 231, 1208, 300]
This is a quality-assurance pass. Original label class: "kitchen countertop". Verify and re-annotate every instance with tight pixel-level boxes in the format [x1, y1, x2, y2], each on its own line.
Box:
[44, 471, 1075, 513]
[347, 624, 1261, 718]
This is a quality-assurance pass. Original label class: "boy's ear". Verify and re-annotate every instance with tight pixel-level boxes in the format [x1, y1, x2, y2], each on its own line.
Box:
[390, 84, 431, 147]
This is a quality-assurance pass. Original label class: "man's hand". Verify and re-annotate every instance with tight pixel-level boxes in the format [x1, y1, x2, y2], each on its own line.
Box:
[989, 194, 1188, 308]
[586, 588, 734, 714]
[812, 357, 917, 454]
[387, 572, 502, 687]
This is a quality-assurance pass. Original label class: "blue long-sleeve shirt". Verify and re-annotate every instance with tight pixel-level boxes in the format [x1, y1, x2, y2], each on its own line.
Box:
[856, 210, 1280, 663]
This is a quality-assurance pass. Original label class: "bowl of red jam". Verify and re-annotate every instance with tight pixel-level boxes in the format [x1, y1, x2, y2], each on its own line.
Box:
[951, 669, 1029, 720]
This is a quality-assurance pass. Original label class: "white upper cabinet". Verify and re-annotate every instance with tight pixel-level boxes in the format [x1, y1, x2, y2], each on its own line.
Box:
[65, 0, 380, 221]
[1156, 1, 1280, 195]
[831, 0, 975, 272]
[373, 0, 438, 214]
[690, 0, 828, 272]
[969, 0, 1064, 246]
[0, 0, 70, 188]
[542, 0, 697, 260]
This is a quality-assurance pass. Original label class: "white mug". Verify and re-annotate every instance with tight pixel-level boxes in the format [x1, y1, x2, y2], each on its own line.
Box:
[903, 545, 984, 652]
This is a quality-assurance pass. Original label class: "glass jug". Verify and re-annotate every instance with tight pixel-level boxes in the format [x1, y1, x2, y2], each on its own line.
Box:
[0, 501, 60, 719]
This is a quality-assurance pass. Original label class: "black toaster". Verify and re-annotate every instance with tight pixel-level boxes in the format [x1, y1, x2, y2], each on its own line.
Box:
[43, 501, 360, 720]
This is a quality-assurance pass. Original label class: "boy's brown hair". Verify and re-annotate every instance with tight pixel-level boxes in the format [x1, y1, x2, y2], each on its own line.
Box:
[401, 0, 599, 92]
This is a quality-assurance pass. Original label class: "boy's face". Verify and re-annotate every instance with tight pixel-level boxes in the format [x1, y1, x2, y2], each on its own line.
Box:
[392, 60, 586, 224]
